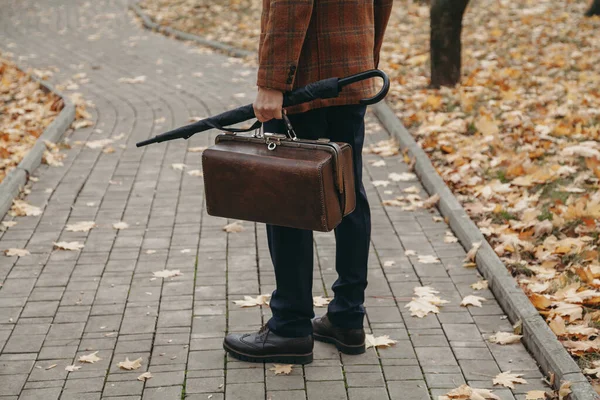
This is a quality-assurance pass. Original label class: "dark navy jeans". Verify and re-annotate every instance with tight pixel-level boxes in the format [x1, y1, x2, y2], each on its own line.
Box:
[263, 104, 371, 338]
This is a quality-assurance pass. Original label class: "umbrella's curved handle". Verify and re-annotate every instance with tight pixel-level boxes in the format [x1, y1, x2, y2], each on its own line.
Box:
[338, 69, 390, 105]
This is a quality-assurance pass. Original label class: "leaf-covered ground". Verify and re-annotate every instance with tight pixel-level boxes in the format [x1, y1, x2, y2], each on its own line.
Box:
[380, 0, 600, 386]
[138, 0, 261, 52]
[0, 53, 62, 183]
[137, 0, 600, 387]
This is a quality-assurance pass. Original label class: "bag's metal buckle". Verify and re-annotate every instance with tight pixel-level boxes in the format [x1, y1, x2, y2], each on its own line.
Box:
[264, 132, 284, 151]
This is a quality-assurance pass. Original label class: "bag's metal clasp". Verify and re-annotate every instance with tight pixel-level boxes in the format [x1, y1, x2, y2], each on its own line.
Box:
[264, 132, 283, 151]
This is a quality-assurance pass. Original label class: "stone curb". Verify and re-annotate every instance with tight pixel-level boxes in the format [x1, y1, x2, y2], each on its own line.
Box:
[129, 2, 255, 59]
[0, 77, 75, 220]
[371, 101, 599, 400]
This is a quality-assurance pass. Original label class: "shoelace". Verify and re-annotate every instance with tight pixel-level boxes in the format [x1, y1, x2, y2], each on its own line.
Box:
[257, 324, 270, 343]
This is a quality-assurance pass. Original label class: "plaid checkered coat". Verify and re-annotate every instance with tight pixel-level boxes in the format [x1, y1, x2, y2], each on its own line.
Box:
[257, 0, 393, 115]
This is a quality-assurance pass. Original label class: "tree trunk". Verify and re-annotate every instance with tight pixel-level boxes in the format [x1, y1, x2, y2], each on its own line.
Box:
[586, 0, 600, 16]
[429, 0, 470, 88]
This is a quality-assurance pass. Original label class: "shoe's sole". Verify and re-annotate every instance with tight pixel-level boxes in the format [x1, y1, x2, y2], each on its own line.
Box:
[223, 343, 313, 365]
[314, 333, 366, 355]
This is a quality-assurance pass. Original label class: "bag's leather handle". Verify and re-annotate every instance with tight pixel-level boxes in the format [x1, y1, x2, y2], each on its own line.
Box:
[217, 109, 294, 139]
[207, 119, 262, 134]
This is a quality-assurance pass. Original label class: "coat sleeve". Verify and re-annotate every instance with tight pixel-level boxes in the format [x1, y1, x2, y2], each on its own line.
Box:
[373, 0, 393, 68]
[257, 0, 314, 92]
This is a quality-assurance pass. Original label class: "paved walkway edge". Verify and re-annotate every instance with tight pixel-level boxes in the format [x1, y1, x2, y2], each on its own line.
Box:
[129, 2, 255, 58]
[371, 101, 598, 400]
[0, 77, 75, 220]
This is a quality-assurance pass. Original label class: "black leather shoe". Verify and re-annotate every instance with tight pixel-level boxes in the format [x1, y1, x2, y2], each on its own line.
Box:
[223, 325, 313, 364]
[312, 314, 365, 355]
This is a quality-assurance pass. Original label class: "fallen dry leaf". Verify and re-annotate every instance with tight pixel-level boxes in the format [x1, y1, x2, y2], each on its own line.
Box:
[406, 297, 442, 318]
[10, 200, 42, 217]
[492, 371, 527, 389]
[223, 221, 244, 233]
[584, 361, 600, 377]
[4, 248, 30, 257]
[45, 364, 57, 370]
[549, 316, 567, 336]
[313, 296, 331, 307]
[79, 351, 101, 363]
[85, 139, 113, 149]
[118, 75, 146, 84]
[465, 241, 482, 262]
[372, 180, 390, 187]
[65, 365, 81, 372]
[187, 169, 203, 177]
[406, 286, 449, 318]
[42, 149, 64, 167]
[422, 193, 440, 209]
[365, 334, 396, 349]
[389, 172, 417, 182]
[153, 269, 182, 279]
[471, 280, 488, 290]
[418, 255, 440, 264]
[488, 331, 523, 345]
[559, 381, 571, 400]
[66, 221, 96, 232]
[444, 232, 459, 243]
[549, 302, 583, 322]
[171, 163, 186, 170]
[363, 139, 399, 157]
[233, 294, 270, 307]
[269, 364, 293, 375]
[117, 357, 142, 370]
[439, 384, 501, 400]
[383, 260, 395, 267]
[53, 241, 84, 251]
[72, 119, 93, 130]
[405, 250, 417, 256]
[525, 390, 546, 400]
[113, 221, 129, 230]
[460, 295, 486, 307]
[1, 221, 17, 228]
[137, 371, 153, 381]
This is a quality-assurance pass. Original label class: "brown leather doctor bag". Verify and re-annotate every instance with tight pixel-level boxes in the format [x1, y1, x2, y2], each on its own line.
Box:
[202, 114, 355, 232]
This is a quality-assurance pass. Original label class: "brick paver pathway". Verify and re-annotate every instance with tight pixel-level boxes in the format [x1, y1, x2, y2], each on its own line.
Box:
[0, 1, 550, 399]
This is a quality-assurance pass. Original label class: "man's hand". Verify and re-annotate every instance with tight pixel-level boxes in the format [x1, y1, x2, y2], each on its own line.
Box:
[253, 86, 283, 122]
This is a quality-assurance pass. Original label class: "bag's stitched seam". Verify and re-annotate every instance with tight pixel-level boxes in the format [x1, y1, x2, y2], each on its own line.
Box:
[339, 144, 347, 215]
[317, 161, 327, 231]
[201, 151, 212, 215]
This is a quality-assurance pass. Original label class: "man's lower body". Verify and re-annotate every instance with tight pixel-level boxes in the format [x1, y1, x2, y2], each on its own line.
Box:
[223, 104, 371, 364]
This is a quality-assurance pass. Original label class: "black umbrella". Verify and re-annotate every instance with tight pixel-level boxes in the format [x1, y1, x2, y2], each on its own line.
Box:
[136, 69, 389, 147]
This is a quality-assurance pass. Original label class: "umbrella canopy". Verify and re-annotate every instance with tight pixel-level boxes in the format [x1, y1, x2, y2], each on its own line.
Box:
[136, 69, 389, 148]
